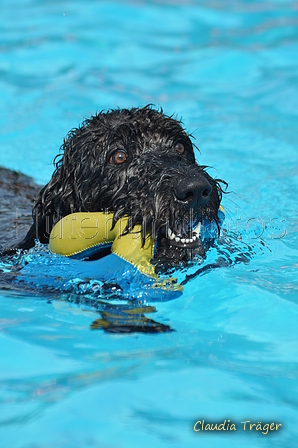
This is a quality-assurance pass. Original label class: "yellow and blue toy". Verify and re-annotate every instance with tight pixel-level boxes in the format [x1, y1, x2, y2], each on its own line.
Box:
[49, 207, 224, 295]
[49, 212, 156, 276]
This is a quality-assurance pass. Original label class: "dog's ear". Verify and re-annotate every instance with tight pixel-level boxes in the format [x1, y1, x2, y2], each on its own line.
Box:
[53, 121, 109, 209]
[20, 117, 111, 248]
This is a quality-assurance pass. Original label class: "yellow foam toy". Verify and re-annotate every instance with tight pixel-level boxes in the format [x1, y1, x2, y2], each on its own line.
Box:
[49, 212, 156, 277]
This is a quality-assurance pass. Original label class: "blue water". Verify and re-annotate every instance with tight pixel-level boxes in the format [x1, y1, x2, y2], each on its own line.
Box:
[1, 0, 298, 447]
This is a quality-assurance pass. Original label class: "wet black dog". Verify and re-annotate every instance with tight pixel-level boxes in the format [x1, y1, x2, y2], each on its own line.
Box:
[17, 106, 225, 263]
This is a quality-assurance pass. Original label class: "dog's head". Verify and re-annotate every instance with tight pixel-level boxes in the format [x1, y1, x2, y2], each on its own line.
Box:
[32, 106, 225, 262]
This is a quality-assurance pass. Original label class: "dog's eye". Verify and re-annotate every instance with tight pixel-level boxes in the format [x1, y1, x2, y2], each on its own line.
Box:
[109, 150, 127, 165]
[175, 142, 185, 154]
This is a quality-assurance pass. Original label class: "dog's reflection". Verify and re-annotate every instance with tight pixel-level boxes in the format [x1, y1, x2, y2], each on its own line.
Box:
[90, 304, 173, 334]
[59, 283, 174, 333]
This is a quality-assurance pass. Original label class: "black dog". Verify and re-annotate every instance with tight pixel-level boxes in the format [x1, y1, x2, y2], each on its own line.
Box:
[19, 106, 225, 264]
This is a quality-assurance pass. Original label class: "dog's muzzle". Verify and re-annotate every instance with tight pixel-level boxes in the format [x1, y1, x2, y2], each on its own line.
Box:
[161, 172, 214, 249]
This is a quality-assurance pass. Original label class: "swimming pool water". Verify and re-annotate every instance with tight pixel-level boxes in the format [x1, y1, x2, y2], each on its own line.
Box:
[1, 0, 298, 447]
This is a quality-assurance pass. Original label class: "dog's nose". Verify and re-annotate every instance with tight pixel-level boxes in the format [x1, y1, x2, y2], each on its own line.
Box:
[174, 176, 212, 208]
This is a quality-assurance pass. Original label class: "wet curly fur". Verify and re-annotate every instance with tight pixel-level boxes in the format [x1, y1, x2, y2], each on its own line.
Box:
[20, 106, 225, 259]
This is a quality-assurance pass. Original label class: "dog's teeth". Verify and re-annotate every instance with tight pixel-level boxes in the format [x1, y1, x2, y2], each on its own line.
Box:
[175, 237, 180, 242]
[189, 238, 193, 243]
[168, 228, 175, 240]
[186, 239, 189, 243]
[181, 238, 186, 243]
[194, 221, 202, 235]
